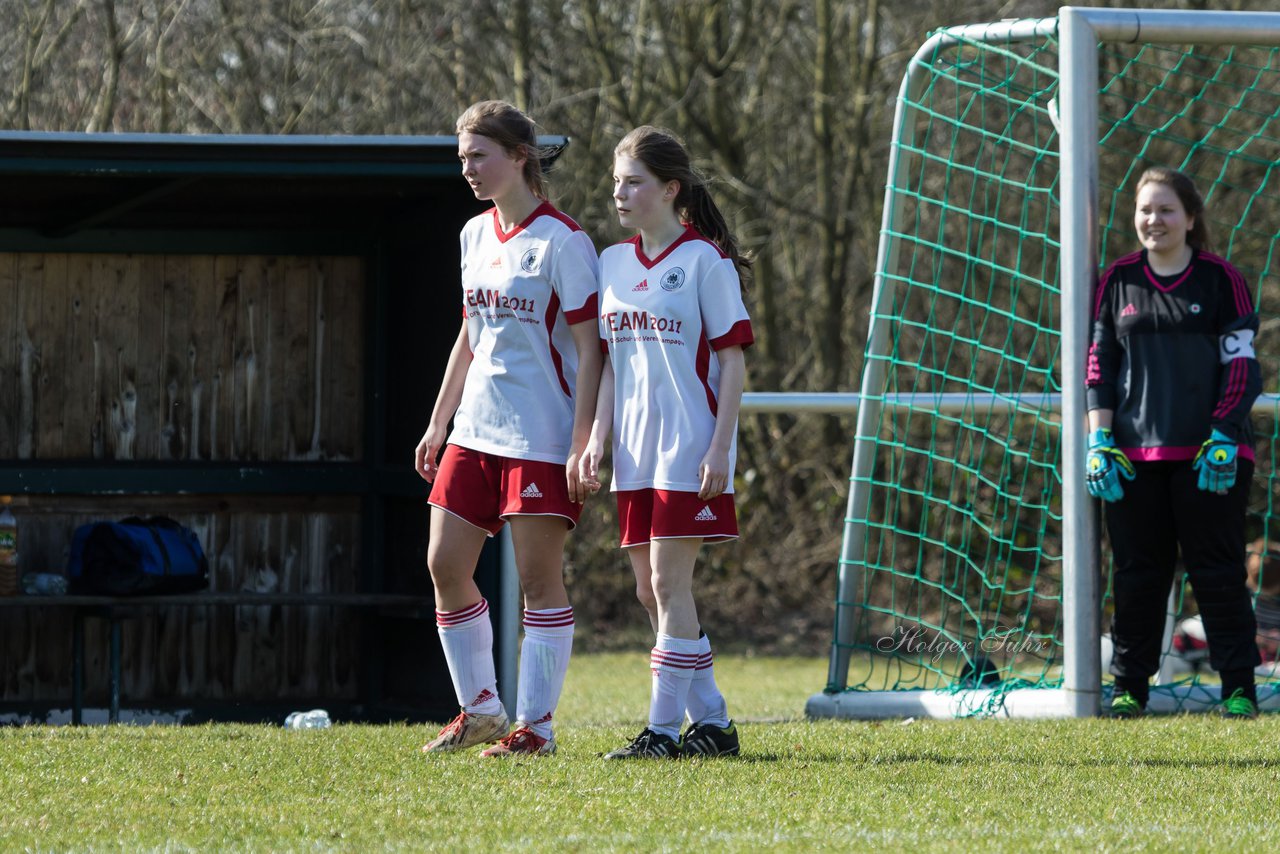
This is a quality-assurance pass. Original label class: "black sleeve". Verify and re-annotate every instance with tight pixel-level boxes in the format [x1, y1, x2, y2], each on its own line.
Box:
[1085, 270, 1119, 412]
[1210, 263, 1262, 441]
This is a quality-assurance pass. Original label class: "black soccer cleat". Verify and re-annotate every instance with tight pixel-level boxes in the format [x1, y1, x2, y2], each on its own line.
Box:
[681, 719, 741, 757]
[603, 727, 682, 759]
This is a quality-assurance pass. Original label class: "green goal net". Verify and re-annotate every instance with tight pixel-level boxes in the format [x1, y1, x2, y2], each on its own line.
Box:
[811, 13, 1280, 718]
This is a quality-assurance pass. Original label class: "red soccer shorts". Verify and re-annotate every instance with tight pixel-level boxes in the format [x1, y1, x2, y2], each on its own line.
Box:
[616, 488, 738, 547]
[429, 444, 581, 535]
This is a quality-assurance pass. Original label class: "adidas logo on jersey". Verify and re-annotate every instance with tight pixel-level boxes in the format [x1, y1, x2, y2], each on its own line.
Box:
[633, 279, 649, 292]
[695, 505, 718, 522]
[521, 483, 544, 499]
[1121, 303, 1137, 317]
[489, 256, 504, 270]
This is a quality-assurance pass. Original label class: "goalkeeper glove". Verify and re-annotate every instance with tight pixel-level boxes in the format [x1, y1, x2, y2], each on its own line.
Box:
[1192, 428, 1237, 494]
[1086, 428, 1135, 503]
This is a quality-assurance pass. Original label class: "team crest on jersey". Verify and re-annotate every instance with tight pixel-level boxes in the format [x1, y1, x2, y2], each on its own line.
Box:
[520, 248, 541, 273]
[660, 267, 686, 291]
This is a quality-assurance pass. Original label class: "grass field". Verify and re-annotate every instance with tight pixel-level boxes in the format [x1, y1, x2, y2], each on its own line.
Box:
[3, 652, 1279, 852]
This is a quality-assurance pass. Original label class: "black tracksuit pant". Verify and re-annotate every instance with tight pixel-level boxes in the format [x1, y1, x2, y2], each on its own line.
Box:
[1105, 459, 1260, 705]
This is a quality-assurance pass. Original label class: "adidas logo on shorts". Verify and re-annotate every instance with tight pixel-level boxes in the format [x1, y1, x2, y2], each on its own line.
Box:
[521, 483, 544, 499]
[695, 505, 717, 522]
[1121, 303, 1137, 317]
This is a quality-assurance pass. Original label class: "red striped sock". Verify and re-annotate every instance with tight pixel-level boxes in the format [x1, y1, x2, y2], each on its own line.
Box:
[517, 607, 574, 739]
[685, 633, 729, 727]
[649, 633, 700, 738]
[436, 599, 503, 716]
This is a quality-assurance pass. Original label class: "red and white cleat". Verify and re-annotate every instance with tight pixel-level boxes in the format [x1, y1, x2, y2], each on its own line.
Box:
[421, 709, 509, 753]
[479, 725, 557, 757]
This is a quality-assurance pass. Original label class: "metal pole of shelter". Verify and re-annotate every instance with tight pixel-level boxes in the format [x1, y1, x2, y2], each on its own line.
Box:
[497, 528, 520, 711]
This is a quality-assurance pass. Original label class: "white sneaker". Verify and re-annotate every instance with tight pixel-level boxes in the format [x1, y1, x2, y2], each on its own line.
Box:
[421, 709, 509, 753]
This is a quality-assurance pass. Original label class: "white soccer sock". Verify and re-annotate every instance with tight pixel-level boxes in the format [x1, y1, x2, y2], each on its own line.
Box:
[649, 633, 699, 739]
[684, 633, 730, 728]
[436, 599, 503, 716]
[516, 606, 575, 739]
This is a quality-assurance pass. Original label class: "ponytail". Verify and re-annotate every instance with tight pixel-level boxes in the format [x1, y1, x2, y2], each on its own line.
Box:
[615, 126, 752, 287]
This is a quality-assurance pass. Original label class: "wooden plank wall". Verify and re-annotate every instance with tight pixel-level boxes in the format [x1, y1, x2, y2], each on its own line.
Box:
[0, 252, 364, 461]
[0, 253, 368, 706]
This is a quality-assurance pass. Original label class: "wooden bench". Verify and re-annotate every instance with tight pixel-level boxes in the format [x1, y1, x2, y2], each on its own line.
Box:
[0, 593, 435, 724]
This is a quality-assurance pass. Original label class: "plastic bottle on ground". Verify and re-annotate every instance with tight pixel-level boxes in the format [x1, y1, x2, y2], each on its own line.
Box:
[284, 709, 332, 729]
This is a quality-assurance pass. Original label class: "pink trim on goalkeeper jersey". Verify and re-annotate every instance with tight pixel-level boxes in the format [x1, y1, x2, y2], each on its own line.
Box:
[1214, 357, 1248, 422]
[1121, 444, 1256, 463]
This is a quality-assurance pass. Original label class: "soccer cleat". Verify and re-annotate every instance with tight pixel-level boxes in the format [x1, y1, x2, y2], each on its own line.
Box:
[1109, 692, 1144, 719]
[681, 719, 741, 757]
[1221, 689, 1258, 720]
[480, 726, 557, 757]
[602, 727, 682, 759]
[421, 709, 509, 753]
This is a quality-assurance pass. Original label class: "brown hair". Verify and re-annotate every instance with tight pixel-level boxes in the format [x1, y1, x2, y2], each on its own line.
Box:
[456, 100, 546, 200]
[615, 126, 751, 284]
[1135, 166, 1213, 253]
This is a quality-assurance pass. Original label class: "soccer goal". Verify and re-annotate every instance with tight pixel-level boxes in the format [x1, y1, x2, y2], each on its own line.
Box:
[808, 7, 1280, 720]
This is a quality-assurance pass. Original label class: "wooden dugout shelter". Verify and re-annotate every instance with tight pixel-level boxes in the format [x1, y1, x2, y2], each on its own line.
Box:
[0, 130, 532, 723]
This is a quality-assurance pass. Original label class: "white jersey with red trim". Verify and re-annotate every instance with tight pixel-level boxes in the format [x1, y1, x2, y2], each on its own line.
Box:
[599, 225, 754, 492]
[450, 202, 599, 465]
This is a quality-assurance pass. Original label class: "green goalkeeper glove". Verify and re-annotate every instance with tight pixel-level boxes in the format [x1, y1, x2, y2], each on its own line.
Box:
[1086, 428, 1135, 503]
[1192, 428, 1237, 494]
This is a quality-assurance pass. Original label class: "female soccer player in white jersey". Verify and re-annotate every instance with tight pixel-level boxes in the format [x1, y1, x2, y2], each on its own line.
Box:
[1086, 167, 1262, 719]
[582, 126, 754, 759]
[416, 101, 602, 756]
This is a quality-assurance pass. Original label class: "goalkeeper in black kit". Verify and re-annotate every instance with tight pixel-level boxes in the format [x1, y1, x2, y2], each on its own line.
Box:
[1085, 166, 1263, 719]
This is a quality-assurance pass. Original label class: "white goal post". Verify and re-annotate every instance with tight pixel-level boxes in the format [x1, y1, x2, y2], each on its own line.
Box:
[807, 6, 1280, 720]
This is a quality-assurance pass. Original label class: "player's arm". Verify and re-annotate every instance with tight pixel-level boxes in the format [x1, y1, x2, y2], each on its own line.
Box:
[1208, 312, 1262, 442]
[1195, 276, 1261, 493]
[699, 345, 745, 501]
[580, 354, 613, 494]
[566, 320, 604, 503]
[1083, 273, 1134, 502]
[415, 320, 472, 482]
[1085, 272, 1120, 412]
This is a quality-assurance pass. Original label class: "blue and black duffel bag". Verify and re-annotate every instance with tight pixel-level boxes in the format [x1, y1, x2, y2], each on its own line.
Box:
[67, 516, 210, 595]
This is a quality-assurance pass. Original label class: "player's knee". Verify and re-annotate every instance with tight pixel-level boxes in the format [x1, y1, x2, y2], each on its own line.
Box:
[634, 579, 657, 613]
[516, 565, 564, 603]
[1110, 570, 1168, 603]
[426, 546, 471, 593]
[648, 571, 691, 609]
[1189, 563, 1249, 604]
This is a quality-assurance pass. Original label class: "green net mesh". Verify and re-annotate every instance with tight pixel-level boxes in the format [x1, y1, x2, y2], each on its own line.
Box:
[836, 21, 1280, 715]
